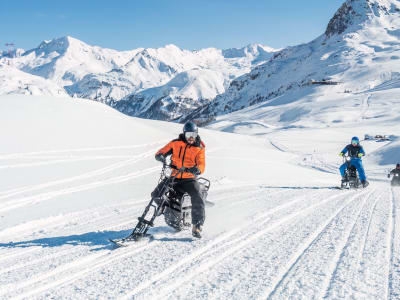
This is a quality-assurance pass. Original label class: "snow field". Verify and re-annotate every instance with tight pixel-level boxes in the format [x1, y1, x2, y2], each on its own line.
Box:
[0, 95, 399, 299]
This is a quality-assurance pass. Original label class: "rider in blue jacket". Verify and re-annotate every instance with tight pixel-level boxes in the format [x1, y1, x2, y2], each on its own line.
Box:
[339, 136, 369, 187]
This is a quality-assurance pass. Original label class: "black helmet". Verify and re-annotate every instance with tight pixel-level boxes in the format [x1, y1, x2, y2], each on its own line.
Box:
[183, 121, 198, 134]
[397, 163, 400, 168]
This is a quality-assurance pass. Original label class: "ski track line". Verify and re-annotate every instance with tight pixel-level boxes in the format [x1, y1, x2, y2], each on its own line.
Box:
[53, 190, 326, 300]
[258, 188, 372, 300]
[0, 187, 278, 298]
[3, 187, 279, 298]
[0, 236, 162, 299]
[207, 181, 274, 195]
[387, 188, 400, 300]
[107, 191, 330, 299]
[185, 190, 367, 300]
[149, 190, 365, 300]
[0, 216, 158, 285]
[0, 183, 275, 240]
[318, 189, 379, 299]
[139, 189, 357, 300]
[0, 145, 222, 200]
[0, 185, 252, 240]
[0, 246, 80, 276]
[0, 166, 160, 213]
[321, 188, 387, 299]
[11, 189, 356, 299]
[0, 198, 147, 239]
[2, 190, 348, 299]
[0, 200, 150, 271]
[122, 190, 356, 300]
[209, 188, 286, 208]
[0, 197, 157, 263]
[0, 247, 39, 264]
[0, 182, 264, 263]
[0, 154, 134, 160]
[7, 225, 207, 300]
[0, 149, 156, 201]
[146, 190, 337, 300]
[0, 141, 167, 160]
[359, 191, 384, 264]
[0, 156, 129, 169]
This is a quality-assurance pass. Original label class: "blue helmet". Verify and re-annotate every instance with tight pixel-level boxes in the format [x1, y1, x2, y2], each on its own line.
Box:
[351, 136, 359, 144]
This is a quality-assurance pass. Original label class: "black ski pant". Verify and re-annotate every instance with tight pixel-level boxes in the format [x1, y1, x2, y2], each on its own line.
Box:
[151, 178, 205, 226]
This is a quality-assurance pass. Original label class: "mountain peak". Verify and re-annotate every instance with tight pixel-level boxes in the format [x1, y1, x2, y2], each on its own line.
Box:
[325, 0, 399, 37]
[26, 36, 86, 57]
[222, 44, 277, 59]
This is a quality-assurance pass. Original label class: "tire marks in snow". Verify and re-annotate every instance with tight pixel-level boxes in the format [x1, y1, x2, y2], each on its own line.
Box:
[261, 189, 374, 300]
[387, 188, 400, 300]
[122, 190, 358, 300]
[0, 166, 159, 213]
[0, 142, 166, 160]
[0, 183, 275, 298]
[7, 188, 325, 299]
[0, 149, 156, 202]
[0, 241, 159, 300]
[320, 188, 391, 299]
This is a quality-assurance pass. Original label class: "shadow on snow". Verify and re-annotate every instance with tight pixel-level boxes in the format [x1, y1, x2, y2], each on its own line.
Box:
[259, 185, 341, 190]
[0, 226, 191, 250]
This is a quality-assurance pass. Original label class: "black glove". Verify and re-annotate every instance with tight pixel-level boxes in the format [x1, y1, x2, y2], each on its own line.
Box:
[187, 167, 201, 176]
[155, 154, 165, 163]
[388, 174, 391, 178]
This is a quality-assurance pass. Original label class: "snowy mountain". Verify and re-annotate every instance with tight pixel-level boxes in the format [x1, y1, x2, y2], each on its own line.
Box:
[190, 0, 400, 125]
[68, 44, 277, 119]
[0, 37, 276, 120]
[113, 68, 226, 121]
[7, 36, 139, 87]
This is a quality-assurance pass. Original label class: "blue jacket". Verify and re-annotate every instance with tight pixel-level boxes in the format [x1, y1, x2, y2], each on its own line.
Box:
[341, 144, 365, 159]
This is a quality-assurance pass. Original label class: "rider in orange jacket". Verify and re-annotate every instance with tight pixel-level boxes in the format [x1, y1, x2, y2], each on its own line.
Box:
[152, 121, 206, 238]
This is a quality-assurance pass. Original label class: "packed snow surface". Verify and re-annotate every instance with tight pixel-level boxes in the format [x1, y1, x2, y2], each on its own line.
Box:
[0, 94, 399, 299]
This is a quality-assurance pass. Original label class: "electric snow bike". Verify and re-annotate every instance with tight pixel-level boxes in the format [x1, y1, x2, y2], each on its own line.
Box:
[390, 173, 400, 187]
[341, 155, 361, 189]
[110, 163, 210, 247]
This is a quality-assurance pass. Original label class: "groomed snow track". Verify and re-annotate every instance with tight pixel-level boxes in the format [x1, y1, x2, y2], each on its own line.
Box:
[1, 182, 399, 299]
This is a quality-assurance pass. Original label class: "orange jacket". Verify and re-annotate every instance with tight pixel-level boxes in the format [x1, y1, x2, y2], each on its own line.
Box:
[156, 134, 205, 179]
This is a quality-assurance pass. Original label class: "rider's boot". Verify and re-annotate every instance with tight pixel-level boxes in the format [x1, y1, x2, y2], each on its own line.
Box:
[341, 177, 346, 188]
[361, 180, 369, 188]
[192, 224, 202, 238]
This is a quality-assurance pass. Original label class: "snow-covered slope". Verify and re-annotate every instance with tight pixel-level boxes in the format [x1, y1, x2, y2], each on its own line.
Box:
[190, 0, 400, 123]
[0, 62, 68, 96]
[0, 94, 399, 299]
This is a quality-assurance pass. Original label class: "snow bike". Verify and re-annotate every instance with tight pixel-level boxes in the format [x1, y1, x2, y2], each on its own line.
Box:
[390, 173, 400, 187]
[110, 163, 210, 247]
[341, 155, 361, 189]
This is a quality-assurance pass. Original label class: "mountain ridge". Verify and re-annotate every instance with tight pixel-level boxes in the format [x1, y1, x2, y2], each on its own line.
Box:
[188, 0, 400, 124]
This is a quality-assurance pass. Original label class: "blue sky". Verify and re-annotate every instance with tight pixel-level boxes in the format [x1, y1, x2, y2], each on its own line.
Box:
[0, 0, 345, 51]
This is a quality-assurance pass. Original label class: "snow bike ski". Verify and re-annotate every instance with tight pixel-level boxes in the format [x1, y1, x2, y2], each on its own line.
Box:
[109, 163, 211, 247]
[340, 155, 361, 189]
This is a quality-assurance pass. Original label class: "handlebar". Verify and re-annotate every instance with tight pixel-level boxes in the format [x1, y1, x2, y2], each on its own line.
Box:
[162, 162, 198, 176]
